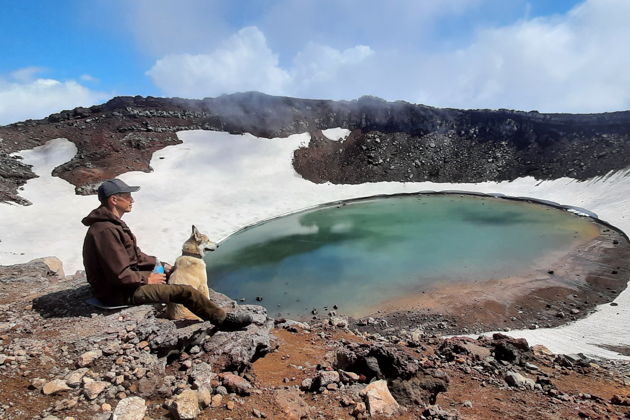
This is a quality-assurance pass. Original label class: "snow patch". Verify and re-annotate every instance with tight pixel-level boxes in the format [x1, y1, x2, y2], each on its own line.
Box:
[322, 128, 351, 142]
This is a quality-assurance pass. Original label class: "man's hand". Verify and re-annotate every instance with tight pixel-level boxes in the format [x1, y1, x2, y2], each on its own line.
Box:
[147, 273, 167, 284]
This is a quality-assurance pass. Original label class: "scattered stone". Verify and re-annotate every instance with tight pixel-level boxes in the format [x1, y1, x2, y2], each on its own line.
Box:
[101, 341, 121, 355]
[30, 377, 46, 390]
[170, 389, 200, 420]
[77, 349, 103, 367]
[226, 400, 235, 410]
[463, 400, 473, 407]
[317, 370, 340, 387]
[274, 389, 311, 420]
[300, 378, 313, 391]
[339, 370, 360, 383]
[112, 397, 146, 420]
[329, 316, 348, 328]
[52, 397, 78, 412]
[361, 380, 400, 417]
[210, 394, 223, 408]
[218, 372, 252, 395]
[197, 387, 212, 408]
[423, 404, 459, 420]
[84, 381, 109, 400]
[42, 379, 71, 395]
[504, 371, 535, 389]
[252, 407, 267, 418]
[65, 368, 89, 387]
[188, 362, 216, 389]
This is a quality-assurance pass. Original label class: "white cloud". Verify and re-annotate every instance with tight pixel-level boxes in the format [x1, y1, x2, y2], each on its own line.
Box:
[143, 0, 630, 112]
[147, 27, 375, 100]
[291, 43, 374, 99]
[145, 0, 630, 112]
[0, 69, 108, 125]
[147, 27, 291, 98]
[414, 0, 630, 112]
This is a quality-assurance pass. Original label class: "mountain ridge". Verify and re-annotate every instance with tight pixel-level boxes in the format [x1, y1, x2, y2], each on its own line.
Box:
[1, 92, 630, 205]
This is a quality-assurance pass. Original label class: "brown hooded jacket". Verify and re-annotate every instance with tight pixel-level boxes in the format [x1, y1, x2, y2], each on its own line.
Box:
[82, 206, 157, 304]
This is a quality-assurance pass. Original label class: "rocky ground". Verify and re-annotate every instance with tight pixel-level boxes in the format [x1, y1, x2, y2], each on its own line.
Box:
[1, 259, 629, 419]
[2, 93, 630, 205]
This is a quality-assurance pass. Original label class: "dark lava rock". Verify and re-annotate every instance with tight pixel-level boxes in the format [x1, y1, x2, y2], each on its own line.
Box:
[389, 373, 448, 406]
[490, 333, 532, 365]
[436, 339, 472, 362]
[201, 314, 274, 372]
[3, 92, 630, 205]
[334, 342, 419, 380]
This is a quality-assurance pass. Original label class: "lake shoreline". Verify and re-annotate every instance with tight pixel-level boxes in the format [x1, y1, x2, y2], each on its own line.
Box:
[350, 221, 630, 338]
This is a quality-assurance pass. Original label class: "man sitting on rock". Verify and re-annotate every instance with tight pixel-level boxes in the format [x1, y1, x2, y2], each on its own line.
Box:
[82, 178, 251, 330]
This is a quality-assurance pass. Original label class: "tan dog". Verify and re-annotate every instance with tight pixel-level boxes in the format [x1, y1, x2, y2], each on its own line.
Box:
[166, 225, 218, 320]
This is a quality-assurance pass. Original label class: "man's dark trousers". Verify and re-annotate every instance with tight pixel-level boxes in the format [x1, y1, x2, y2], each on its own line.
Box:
[129, 284, 227, 323]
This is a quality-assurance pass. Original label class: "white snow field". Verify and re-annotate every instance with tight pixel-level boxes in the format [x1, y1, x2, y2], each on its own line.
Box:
[1, 129, 629, 359]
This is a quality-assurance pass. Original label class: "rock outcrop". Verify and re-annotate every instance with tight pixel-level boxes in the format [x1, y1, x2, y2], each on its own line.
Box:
[2, 92, 630, 204]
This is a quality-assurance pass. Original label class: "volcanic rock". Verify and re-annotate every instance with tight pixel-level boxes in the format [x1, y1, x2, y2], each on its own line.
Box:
[4, 93, 630, 205]
[170, 389, 200, 420]
[316, 370, 340, 387]
[112, 397, 146, 420]
[83, 380, 109, 400]
[361, 379, 400, 417]
[334, 342, 419, 380]
[274, 389, 312, 420]
[77, 349, 102, 367]
[504, 371, 536, 389]
[188, 361, 216, 390]
[390, 373, 449, 405]
[64, 368, 89, 387]
[491, 333, 532, 365]
[42, 379, 71, 395]
[218, 372, 252, 395]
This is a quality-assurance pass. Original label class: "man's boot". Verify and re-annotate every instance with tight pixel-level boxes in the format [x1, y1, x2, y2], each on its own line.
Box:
[218, 312, 253, 331]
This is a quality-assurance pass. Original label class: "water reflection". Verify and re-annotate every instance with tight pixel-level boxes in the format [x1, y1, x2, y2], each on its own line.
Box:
[205, 195, 598, 319]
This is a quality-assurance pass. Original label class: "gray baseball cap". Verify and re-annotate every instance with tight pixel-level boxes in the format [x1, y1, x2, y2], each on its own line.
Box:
[97, 179, 140, 201]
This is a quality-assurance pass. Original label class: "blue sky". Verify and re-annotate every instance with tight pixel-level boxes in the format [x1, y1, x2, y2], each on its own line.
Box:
[1, 0, 629, 125]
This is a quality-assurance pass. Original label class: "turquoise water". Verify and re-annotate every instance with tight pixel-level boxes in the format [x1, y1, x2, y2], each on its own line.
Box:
[205, 194, 598, 318]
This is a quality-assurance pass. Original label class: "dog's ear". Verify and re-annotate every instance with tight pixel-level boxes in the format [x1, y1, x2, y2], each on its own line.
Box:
[192, 225, 200, 238]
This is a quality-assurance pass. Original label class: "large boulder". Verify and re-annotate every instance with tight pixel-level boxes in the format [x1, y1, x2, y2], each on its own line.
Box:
[361, 380, 400, 417]
[0, 260, 56, 284]
[135, 298, 273, 372]
[491, 333, 532, 365]
[390, 373, 449, 406]
[334, 342, 420, 380]
[201, 305, 274, 372]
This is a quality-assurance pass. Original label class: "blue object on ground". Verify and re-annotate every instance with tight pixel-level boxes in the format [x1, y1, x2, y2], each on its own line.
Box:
[85, 297, 131, 310]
